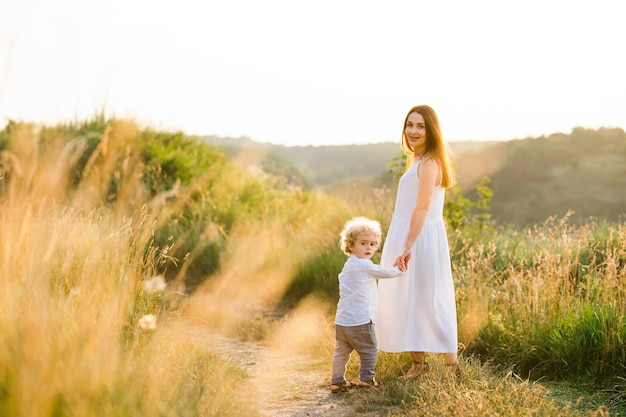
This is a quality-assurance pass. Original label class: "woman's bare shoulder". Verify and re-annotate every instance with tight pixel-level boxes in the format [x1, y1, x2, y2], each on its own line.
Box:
[419, 157, 440, 171]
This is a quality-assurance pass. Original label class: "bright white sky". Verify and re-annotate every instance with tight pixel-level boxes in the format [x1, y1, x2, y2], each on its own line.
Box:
[1, 0, 624, 146]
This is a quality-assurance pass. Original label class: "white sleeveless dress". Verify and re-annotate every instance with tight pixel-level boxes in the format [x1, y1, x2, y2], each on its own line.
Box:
[375, 157, 458, 353]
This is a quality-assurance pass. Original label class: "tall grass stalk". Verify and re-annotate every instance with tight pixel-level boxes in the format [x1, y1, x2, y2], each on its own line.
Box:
[0, 121, 257, 416]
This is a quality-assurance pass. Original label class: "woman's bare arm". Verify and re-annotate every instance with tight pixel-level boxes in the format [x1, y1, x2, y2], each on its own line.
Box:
[393, 158, 440, 269]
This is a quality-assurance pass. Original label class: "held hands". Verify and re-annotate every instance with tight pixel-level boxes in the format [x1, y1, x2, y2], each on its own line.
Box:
[393, 248, 412, 272]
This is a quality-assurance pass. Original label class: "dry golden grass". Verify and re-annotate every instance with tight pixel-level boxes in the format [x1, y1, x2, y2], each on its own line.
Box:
[0, 121, 258, 416]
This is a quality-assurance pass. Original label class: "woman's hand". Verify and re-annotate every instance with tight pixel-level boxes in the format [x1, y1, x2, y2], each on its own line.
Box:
[393, 248, 412, 271]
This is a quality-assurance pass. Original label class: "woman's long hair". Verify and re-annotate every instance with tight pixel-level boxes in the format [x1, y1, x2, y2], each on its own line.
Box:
[401, 104, 455, 188]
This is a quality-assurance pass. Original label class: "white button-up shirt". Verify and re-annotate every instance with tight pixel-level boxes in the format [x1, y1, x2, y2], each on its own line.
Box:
[335, 254, 403, 326]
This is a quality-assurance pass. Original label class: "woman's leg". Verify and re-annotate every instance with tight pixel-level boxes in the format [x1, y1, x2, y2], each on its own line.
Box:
[443, 352, 457, 365]
[444, 352, 462, 380]
[410, 352, 426, 363]
[406, 351, 429, 379]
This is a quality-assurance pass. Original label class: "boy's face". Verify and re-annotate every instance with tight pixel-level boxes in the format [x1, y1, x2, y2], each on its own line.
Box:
[351, 233, 378, 259]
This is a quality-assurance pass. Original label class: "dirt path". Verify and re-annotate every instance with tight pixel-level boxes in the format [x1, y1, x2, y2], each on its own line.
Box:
[211, 334, 354, 417]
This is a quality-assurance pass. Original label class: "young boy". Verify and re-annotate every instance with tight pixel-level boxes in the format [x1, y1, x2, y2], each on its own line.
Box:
[330, 216, 405, 393]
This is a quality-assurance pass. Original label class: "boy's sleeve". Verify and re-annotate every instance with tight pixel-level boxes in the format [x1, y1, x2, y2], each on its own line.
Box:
[363, 259, 403, 279]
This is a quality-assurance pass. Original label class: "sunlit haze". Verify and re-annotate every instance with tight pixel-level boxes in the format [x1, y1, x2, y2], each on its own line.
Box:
[1, 0, 624, 146]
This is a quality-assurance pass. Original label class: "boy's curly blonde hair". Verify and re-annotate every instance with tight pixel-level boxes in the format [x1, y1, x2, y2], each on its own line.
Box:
[340, 216, 382, 255]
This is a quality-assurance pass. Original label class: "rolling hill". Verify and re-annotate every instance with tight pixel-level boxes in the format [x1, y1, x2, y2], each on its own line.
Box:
[200, 127, 626, 226]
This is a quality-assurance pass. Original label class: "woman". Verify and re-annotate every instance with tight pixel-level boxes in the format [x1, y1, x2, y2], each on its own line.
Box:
[375, 104, 461, 380]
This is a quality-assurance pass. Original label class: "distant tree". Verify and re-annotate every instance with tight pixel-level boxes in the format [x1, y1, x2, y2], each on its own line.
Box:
[261, 152, 312, 189]
[388, 151, 407, 181]
[444, 176, 493, 233]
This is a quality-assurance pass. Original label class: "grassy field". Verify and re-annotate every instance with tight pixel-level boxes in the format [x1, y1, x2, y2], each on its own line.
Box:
[1, 119, 624, 416]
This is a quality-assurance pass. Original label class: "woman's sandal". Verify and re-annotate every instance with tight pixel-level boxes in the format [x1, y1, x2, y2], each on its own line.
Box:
[356, 379, 380, 388]
[330, 380, 355, 394]
[405, 360, 430, 380]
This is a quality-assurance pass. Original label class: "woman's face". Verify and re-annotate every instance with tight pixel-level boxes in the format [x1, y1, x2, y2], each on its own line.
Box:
[405, 112, 426, 152]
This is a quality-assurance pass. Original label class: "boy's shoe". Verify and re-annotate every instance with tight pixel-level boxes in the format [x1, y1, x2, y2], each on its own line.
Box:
[356, 379, 380, 388]
[330, 380, 355, 394]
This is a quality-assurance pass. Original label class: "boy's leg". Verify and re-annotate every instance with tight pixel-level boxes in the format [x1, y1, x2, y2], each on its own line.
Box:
[348, 322, 377, 382]
[331, 325, 354, 385]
